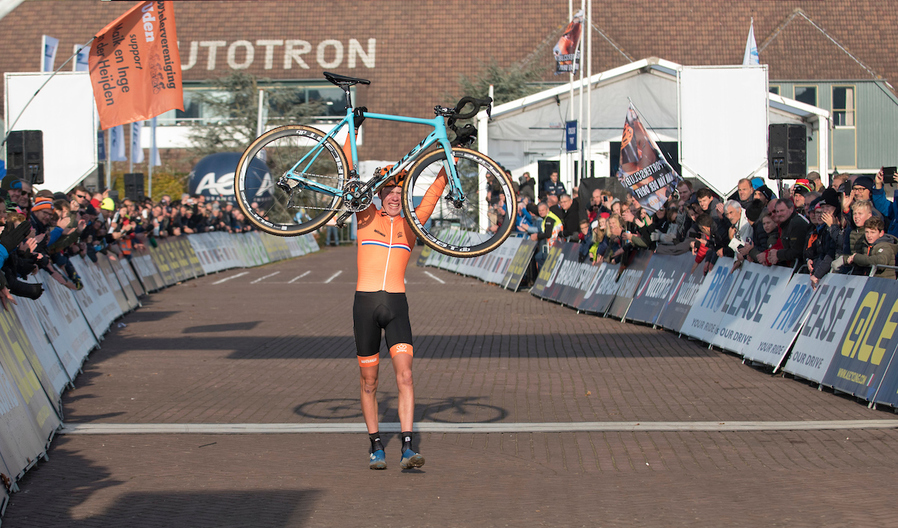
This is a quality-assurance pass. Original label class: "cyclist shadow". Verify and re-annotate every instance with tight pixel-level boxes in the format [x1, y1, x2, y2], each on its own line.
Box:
[294, 395, 508, 424]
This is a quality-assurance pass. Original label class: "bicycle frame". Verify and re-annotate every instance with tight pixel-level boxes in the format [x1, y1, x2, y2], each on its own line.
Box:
[281, 106, 466, 205]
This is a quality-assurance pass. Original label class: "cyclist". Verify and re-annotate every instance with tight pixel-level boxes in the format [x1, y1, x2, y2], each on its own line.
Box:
[354, 165, 447, 470]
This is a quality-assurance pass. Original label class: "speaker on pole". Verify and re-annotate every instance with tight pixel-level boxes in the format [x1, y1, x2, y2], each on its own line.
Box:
[768, 124, 807, 180]
[124, 173, 145, 201]
[6, 130, 44, 185]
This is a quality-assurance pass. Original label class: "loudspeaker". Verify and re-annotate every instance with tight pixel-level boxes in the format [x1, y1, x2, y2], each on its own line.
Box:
[768, 124, 807, 179]
[6, 130, 44, 185]
[124, 173, 145, 201]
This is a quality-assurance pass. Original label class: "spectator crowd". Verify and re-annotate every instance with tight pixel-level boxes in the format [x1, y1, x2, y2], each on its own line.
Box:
[500, 167, 898, 287]
[0, 176, 257, 309]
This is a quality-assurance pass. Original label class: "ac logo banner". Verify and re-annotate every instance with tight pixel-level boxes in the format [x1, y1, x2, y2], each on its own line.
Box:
[821, 277, 898, 401]
[783, 274, 865, 383]
[654, 255, 706, 333]
[608, 251, 653, 320]
[573, 262, 622, 315]
[89, 1, 184, 129]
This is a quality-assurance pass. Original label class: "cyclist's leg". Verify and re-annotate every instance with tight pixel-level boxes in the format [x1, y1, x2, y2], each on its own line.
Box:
[353, 292, 384, 433]
[383, 293, 415, 432]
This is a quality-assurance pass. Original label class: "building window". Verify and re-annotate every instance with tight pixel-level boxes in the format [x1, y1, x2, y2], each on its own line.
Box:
[832, 86, 855, 127]
[155, 82, 352, 125]
[769, 85, 780, 95]
[793, 85, 817, 107]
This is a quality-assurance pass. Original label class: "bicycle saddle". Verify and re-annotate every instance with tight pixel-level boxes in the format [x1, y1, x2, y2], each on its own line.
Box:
[324, 71, 371, 87]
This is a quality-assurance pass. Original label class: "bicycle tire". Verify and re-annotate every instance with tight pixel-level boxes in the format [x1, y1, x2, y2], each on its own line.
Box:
[401, 147, 517, 258]
[234, 125, 349, 236]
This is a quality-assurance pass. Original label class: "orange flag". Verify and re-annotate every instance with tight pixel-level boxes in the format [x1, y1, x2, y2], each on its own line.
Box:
[89, 1, 184, 130]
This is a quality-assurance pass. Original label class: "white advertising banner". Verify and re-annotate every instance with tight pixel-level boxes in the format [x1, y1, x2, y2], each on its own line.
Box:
[709, 262, 794, 358]
[739, 272, 813, 369]
[783, 274, 868, 383]
[680, 258, 742, 342]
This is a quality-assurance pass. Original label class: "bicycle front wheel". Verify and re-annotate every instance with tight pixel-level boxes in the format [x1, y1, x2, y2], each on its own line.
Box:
[402, 147, 517, 258]
[234, 125, 349, 236]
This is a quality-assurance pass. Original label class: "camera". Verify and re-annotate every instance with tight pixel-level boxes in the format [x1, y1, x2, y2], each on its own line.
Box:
[883, 166, 897, 184]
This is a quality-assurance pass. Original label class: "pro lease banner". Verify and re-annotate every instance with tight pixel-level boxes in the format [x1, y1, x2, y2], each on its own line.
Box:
[680, 258, 741, 343]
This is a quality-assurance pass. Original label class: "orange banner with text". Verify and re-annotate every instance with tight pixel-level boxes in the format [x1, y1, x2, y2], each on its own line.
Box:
[89, 1, 183, 130]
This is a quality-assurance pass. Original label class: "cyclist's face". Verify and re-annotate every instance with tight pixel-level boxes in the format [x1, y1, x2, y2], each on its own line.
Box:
[380, 186, 402, 217]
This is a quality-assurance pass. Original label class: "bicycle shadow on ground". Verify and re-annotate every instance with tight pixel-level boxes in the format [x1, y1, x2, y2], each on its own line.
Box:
[294, 395, 508, 424]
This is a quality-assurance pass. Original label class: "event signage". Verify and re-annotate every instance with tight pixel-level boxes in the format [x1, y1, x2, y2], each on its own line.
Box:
[625, 253, 690, 325]
[89, 1, 184, 129]
[553, 10, 583, 74]
[502, 239, 537, 291]
[615, 104, 682, 215]
[654, 255, 706, 333]
[820, 277, 898, 400]
[573, 262, 622, 315]
[680, 258, 741, 342]
[709, 262, 793, 359]
[738, 273, 814, 369]
[783, 274, 867, 383]
[539, 243, 597, 306]
[608, 251, 653, 320]
[530, 244, 564, 299]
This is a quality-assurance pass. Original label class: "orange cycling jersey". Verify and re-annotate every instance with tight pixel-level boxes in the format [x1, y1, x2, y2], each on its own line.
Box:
[356, 171, 447, 293]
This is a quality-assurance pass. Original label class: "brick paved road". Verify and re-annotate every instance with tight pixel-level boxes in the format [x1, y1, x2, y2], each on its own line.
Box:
[5, 245, 898, 527]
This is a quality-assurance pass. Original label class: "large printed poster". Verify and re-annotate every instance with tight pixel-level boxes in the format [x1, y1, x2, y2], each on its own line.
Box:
[616, 104, 682, 215]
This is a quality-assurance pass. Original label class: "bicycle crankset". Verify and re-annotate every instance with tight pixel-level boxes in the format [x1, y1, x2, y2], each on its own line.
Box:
[342, 179, 373, 212]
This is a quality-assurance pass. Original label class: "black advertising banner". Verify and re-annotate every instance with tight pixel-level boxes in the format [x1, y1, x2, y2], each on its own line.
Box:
[626, 253, 691, 325]
[654, 255, 707, 333]
[821, 278, 898, 401]
[539, 243, 599, 306]
[573, 263, 621, 315]
[530, 244, 564, 299]
[502, 239, 536, 291]
[784, 274, 867, 384]
[608, 251, 653, 320]
[416, 245, 433, 267]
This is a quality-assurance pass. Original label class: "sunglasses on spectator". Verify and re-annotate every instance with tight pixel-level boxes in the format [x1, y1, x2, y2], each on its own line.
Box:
[76, 193, 90, 199]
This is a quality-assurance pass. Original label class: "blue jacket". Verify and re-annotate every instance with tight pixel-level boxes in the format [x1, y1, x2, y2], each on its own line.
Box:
[871, 187, 898, 237]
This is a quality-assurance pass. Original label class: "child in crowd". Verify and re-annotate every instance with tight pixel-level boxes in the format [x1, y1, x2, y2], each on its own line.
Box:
[847, 216, 898, 279]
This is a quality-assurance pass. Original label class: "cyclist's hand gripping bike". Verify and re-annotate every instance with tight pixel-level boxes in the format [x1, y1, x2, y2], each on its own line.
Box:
[234, 72, 516, 258]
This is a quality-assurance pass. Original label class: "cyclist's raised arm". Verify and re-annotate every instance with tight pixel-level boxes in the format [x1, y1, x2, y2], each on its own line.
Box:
[412, 168, 449, 224]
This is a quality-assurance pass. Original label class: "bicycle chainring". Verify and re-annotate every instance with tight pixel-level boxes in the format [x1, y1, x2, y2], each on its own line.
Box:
[343, 179, 373, 212]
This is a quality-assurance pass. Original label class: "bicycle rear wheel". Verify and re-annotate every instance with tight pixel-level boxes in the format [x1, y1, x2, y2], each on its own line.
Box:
[401, 147, 517, 258]
[234, 125, 349, 236]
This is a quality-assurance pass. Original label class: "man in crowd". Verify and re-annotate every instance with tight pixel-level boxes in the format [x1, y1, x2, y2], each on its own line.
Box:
[767, 198, 810, 267]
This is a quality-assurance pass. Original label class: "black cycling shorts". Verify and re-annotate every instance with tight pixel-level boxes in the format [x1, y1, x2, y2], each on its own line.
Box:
[353, 291, 413, 361]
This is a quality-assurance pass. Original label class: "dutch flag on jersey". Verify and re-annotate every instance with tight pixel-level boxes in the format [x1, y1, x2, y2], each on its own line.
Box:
[361, 240, 412, 252]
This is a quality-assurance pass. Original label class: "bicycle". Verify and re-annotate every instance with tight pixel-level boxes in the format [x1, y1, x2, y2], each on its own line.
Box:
[234, 71, 517, 258]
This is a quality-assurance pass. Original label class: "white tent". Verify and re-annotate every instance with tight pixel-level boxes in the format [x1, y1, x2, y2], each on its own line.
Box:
[477, 57, 830, 197]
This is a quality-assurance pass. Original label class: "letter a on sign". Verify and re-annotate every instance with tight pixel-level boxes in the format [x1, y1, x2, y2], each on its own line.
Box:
[89, 1, 184, 129]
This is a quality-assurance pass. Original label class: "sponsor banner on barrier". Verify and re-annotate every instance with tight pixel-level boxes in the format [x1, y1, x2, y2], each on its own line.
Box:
[573, 262, 621, 315]
[530, 244, 564, 299]
[105, 255, 141, 310]
[608, 251, 653, 320]
[783, 274, 866, 383]
[0, 304, 64, 419]
[37, 271, 98, 372]
[116, 255, 145, 297]
[79, 254, 124, 319]
[148, 243, 177, 287]
[709, 262, 793, 359]
[680, 258, 741, 342]
[95, 254, 132, 315]
[820, 277, 898, 401]
[654, 256, 706, 333]
[11, 299, 70, 397]
[0, 307, 61, 442]
[541, 243, 600, 307]
[872, 348, 898, 408]
[416, 244, 433, 267]
[740, 273, 814, 369]
[503, 239, 537, 291]
[131, 247, 164, 292]
[0, 360, 47, 482]
[627, 253, 692, 325]
[70, 257, 121, 335]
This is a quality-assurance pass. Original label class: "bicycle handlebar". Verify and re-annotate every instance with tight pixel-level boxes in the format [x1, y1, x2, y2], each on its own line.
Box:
[453, 96, 492, 120]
